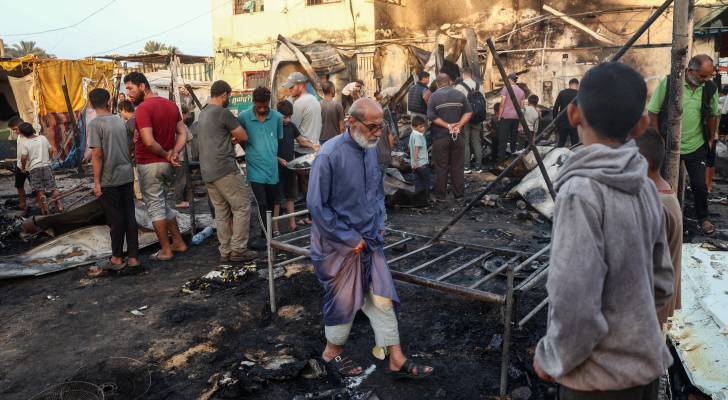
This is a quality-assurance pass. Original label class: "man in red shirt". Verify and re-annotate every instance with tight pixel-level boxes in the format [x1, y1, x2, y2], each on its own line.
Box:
[124, 72, 188, 261]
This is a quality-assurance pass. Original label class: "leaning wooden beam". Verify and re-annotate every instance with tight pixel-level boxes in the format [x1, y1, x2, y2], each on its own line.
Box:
[543, 4, 616, 46]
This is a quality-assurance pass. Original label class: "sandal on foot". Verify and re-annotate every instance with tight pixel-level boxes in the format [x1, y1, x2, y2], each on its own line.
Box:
[97, 259, 127, 272]
[323, 355, 364, 378]
[150, 250, 174, 261]
[391, 359, 433, 380]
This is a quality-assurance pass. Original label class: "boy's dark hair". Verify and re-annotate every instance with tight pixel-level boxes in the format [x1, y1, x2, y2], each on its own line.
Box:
[578, 62, 646, 142]
[411, 115, 426, 127]
[528, 94, 539, 105]
[355, 79, 365, 86]
[252, 86, 271, 103]
[123, 71, 150, 89]
[417, 70, 430, 81]
[635, 128, 665, 173]
[18, 122, 36, 137]
[88, 88, 111, 109]
[277, 100, 294, 116]
[117, 100, 135, 113]
[322, 81, 335, 96]
[8, 116, 23, 128]
[569, 78, 580, 86]
[211, 80, 232, 97]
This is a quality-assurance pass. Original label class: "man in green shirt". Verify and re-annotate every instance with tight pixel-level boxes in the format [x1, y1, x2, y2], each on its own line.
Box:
[647, 54, 719, 235]
[238, 86, 283, 235]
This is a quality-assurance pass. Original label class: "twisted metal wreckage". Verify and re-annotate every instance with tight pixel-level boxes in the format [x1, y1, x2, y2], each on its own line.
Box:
[264, 1, 676, 398]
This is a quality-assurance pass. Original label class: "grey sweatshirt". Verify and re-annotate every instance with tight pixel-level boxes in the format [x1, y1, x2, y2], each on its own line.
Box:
[535, 141, 673, 391]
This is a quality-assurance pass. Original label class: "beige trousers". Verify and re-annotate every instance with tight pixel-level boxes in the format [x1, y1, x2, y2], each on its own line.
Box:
[206, 172, 253, 256]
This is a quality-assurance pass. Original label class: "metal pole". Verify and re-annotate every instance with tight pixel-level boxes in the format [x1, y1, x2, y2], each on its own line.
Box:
[111, 72, 122, 114]
[426, 0, 674, 245]
[665, 0, 692, 189]
[518, 297, 549, 328]
[499, 265, 515, 398]
[267, 210, 277, 313]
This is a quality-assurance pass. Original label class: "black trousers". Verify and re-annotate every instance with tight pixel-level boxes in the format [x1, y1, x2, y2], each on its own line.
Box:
[557, 379, 659, 400]
[99, 182, 139, 259]
[682, 144, 709, 220]
[557, 126, 579, 147]
[497, 119, 519, 161]
[250, 182, 279, 226]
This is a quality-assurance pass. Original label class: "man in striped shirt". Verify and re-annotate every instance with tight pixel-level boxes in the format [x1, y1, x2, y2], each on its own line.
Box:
[426, 73, 473, 202]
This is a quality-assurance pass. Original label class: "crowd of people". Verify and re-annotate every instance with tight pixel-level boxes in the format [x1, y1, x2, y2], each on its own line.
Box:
[7, 53, 723, 396]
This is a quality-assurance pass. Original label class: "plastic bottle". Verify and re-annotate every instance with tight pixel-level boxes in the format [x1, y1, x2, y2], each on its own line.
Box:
[191, 226, 214, 245]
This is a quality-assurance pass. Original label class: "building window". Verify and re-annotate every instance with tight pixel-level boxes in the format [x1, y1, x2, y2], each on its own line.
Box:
[234, 0, 264, 14]
[306, 0, 342, 6]
[245, 71, 269, 89]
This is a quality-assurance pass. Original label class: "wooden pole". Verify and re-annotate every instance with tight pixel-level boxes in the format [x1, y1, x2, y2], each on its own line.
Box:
[665, 0, 692, 190]
[61, 76, 83, 174]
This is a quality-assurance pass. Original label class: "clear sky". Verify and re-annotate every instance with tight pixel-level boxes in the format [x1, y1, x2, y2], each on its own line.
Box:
[1, 0, 214, 59]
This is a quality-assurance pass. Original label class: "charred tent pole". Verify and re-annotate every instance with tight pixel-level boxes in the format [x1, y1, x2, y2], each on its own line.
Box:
[61, 76, 83, 175]
[184, 84, 203, 109]
[111, 73, 122, 114]
[169, 54, 196, 236]
[426, 0, 674, 245]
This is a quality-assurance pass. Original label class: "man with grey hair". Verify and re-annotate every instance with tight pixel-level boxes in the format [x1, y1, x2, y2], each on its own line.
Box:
[307, 98, 434, 381]
[648, 54, 719, 235]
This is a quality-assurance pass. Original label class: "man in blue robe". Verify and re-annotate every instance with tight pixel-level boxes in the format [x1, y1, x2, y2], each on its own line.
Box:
[307, 98, 433, 380]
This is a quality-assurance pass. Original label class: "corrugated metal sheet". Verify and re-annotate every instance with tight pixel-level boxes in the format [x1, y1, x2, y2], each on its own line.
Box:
[667, 244, 728, 398]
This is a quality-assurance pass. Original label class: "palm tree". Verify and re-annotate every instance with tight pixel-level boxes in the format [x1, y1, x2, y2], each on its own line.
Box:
[143, 40, 167, 53]
[142, 41, 181, 55]
[6, 41, 54, 58]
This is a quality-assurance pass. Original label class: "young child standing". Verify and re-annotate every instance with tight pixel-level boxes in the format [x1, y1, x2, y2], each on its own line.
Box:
[18, 123, 63, 215]
[636, 128, 683, 327]
[533, 62, 673, 399]
[408, 115, 430, 199]
[524, 94, 540, 134]
[272, 100, 318, 235]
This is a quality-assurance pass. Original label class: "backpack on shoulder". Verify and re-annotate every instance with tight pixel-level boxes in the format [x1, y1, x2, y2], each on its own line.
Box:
[459, 81, 487, 124]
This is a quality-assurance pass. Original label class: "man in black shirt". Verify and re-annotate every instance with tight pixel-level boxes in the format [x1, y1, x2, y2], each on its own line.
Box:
[552, 78, 579, 147]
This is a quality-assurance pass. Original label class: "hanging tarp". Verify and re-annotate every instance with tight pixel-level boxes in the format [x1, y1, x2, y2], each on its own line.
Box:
[7, 74, 39, 133]
[34, 59, 114, 115]
[299, 42, 347, 74]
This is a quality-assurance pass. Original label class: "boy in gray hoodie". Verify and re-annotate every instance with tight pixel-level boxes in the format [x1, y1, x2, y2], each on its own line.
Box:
[533, 62, 674, 399]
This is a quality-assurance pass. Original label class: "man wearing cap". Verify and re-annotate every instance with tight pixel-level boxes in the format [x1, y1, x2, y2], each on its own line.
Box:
[283, 72, 322, 156]
[496, 73, 525, 161]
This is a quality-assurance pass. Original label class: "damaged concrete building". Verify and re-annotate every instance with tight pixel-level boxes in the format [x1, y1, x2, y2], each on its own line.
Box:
[212, 0, 728, 103]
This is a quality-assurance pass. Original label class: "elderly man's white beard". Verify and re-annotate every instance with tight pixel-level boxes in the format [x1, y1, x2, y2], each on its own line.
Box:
[351, 129, 378, 149]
